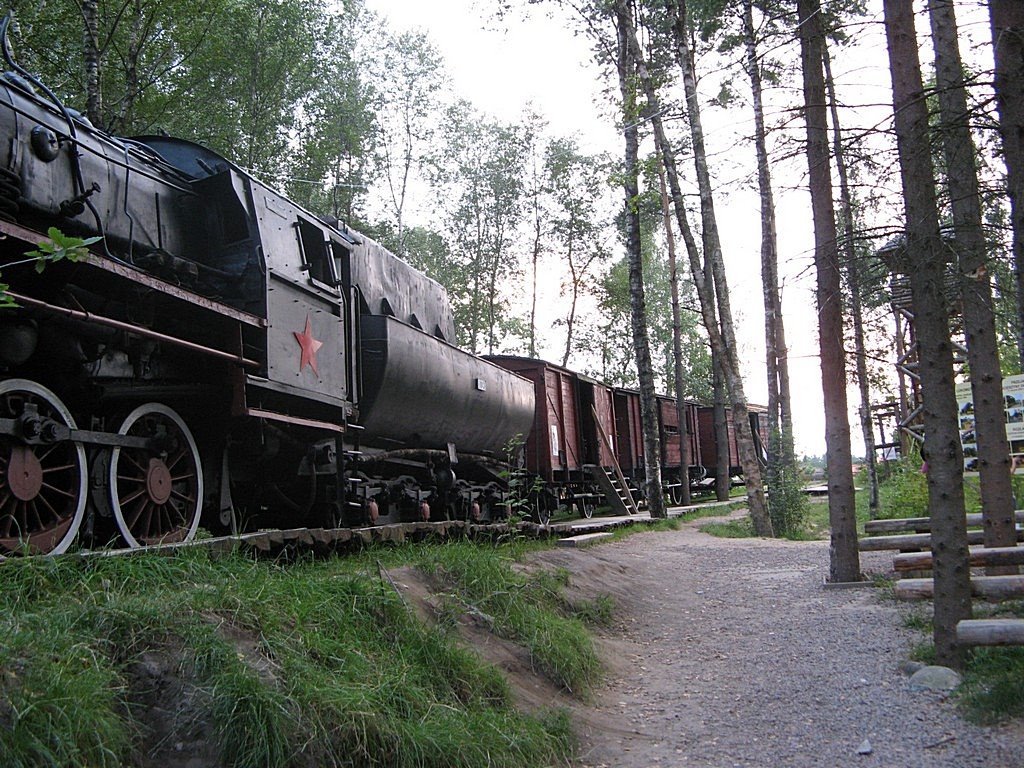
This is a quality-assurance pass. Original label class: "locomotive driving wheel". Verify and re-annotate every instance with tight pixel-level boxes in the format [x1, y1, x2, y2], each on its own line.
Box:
[108, 403, 203, 547]
[0, 380, 87, 555]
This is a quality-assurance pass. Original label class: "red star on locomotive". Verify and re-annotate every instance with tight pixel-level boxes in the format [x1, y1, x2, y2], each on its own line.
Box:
[293, 315, 323, 376]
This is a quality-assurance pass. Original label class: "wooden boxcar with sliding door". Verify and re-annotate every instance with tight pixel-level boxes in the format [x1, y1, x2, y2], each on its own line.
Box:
[613, 388, 705, 504]
[697, 404, 770, 481]
[656, 394, 704, 504]
[485, 356, 617, 519]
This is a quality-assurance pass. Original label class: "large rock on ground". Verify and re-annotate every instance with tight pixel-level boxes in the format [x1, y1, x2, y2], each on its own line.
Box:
[908, 665, 962, 692]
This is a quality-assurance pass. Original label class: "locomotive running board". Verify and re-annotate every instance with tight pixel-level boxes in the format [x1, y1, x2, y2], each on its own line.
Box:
[244, 407, 346, 434]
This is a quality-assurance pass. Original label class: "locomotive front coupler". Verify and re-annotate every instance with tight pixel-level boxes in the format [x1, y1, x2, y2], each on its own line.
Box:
[0, 408, 152, 450]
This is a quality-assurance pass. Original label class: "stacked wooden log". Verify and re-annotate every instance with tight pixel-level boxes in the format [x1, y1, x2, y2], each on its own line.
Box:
[861, 512, 1024, 649]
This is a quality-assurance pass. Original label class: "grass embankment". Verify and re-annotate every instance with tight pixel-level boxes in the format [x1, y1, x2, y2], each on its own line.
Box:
[0, 538, 608, 767]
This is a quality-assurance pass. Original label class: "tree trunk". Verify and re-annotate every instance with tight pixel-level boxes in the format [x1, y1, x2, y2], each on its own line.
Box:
[82, 0, 102, 128]
[882, 0, 971, 669]
[988, 2, 1024, 368]
[562, 236, 578, 367]
[614, 0, 665, 517]
[822, 45, 880, 517]
[796, 0, 859, 582]
[713, 353, 730, 502]
[529, 166, 541, 359]
[742, 0, 796, 530]
[929, 0, 1017, 569]
[656, 144, 691, 506]
[665, 0, 772, 535]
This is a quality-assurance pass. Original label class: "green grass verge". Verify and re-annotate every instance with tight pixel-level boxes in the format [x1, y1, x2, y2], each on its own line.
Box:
[699, 517, 756, 538]
[419, 541, 601, 695]
[0, 543, 588, 768]
[958, 600, 1024, 724]
[894, 599, 1024, 724]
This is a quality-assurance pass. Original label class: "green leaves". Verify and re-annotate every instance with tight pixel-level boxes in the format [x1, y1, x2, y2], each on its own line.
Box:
[25, 228, 101, 273]
[0, 228, 102, 307]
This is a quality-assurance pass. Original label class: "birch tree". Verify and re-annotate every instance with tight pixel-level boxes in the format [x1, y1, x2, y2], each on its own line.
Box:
[545, 139, 611, 367]
[740, 0, 802, 534]
[613, 0, 666, 517]
[661, 0, 773, 534]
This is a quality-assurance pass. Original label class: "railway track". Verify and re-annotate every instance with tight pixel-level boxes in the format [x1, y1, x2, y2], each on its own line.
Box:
[0, 514, 665, 562]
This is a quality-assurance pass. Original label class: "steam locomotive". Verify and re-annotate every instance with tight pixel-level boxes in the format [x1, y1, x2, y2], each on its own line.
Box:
[0, 21, 764, 556]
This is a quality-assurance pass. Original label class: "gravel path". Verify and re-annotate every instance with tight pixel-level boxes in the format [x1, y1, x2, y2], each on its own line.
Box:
[531, 514, 1024, 768]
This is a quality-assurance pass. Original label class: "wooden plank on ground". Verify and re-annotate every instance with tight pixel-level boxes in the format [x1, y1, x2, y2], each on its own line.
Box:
[956, 619, 1024, 646]
[894, 545, 1024, 572]
[894, 575, 1024, 601]
[557, 532, 614, 548]
[865, 511, 1024, 535]
[860, 528, 1024, 552]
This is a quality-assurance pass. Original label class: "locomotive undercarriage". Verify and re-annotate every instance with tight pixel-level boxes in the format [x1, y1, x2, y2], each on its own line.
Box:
[0, 377, 208, 554]
[0, 371, 536, 556]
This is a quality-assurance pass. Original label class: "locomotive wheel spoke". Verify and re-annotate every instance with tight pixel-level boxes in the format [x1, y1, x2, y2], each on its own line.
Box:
[109, 403, 203, 548]
[0, 380, 86, 555]
[39, 481, 77, 500]
[170, 488, 197, 505]
[116, 482, 149, 507]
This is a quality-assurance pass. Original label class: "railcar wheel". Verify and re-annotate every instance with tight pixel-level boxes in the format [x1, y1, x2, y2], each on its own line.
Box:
[109, 403, 203, 547]
[0, 380, 87, 555]
[580, 498, 595, 519]
[533, 492, 552, 526]
[669, 485, 684, 506]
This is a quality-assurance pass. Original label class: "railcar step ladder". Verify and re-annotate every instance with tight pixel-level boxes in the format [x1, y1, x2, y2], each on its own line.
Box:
[589, 405, 639, 516]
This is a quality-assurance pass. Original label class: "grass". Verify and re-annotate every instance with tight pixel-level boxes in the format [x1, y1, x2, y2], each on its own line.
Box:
[957, 600, 1024, 724]
[419, 542, 601, 695]
[700, 517, 756, 538]
[893, 596, 1024, 724]
[0, 543, 590, 767]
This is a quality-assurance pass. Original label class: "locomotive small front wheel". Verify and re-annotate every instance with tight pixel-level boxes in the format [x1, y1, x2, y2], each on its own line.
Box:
[108, 403, 203, 547]
[0, 379, 87, 555]
[365, 499, 380, 526]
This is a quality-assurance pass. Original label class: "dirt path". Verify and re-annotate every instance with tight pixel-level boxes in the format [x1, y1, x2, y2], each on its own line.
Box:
[526, 515, 1024, 768]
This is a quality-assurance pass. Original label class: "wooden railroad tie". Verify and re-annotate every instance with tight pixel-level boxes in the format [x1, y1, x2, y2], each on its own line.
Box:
[956, 619, 1024, 647]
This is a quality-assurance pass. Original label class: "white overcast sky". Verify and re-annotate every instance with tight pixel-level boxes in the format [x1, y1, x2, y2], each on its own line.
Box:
[360, 0, 990, 459]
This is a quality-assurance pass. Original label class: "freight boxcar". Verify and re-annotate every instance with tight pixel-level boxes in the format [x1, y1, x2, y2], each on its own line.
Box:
[486, 356, 621, 519]
[697, 404, 769, 481]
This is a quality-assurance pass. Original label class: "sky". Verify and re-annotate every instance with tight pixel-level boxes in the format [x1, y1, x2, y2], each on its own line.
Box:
[360, 0, 937, 459]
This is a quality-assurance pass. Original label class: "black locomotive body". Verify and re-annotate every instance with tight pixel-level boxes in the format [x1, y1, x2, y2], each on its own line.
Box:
[0, 44, 767, 556]
[0, 63, 535, 554]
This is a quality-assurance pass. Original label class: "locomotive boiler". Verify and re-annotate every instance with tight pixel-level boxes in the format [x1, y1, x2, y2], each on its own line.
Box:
[0, 17, 534, 555]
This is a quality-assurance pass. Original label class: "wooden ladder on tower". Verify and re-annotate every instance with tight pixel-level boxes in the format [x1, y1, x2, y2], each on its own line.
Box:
[588, 405, 639, 516]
